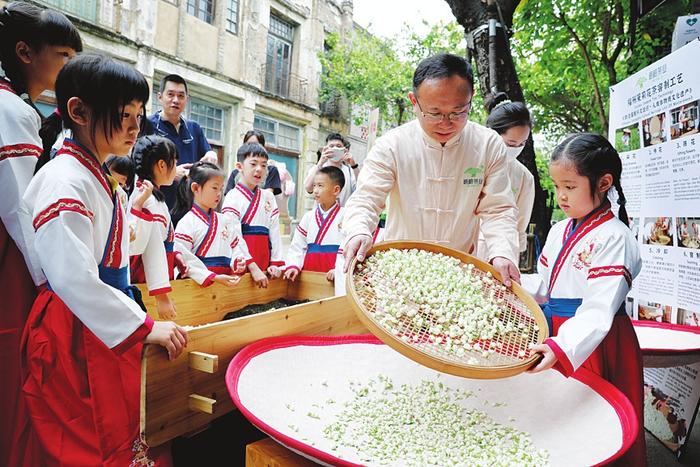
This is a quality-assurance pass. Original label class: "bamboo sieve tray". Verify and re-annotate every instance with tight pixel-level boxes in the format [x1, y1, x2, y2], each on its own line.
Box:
[345, 241, 549, 379]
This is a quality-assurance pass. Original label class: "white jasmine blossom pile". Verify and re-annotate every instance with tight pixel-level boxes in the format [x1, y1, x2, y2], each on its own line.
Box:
[311, 376, 549, 466]
[354, 249, 538, 361]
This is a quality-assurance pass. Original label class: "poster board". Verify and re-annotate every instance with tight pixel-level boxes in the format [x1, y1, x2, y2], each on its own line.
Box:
[608, 38, 700, 458]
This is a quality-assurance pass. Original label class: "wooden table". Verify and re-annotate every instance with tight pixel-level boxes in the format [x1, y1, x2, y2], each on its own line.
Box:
[246, 438, 316, 467]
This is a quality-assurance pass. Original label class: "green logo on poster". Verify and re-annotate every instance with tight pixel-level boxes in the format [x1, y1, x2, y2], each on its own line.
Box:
[635, 76, 647, 89]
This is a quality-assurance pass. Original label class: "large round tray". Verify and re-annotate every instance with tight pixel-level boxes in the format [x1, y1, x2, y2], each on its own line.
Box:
[633, 320, 700, 368]
[226, 335, 637, 467]
[345, 241, 549, 379]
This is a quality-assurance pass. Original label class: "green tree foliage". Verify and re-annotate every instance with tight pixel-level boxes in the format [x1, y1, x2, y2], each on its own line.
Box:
[512, 0, 696, 138]
[319, 31, 412, 128]
[319, 21, 473, 129]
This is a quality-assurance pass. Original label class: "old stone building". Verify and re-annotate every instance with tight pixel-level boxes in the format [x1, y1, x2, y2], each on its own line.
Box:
[22, 0, 365, 222]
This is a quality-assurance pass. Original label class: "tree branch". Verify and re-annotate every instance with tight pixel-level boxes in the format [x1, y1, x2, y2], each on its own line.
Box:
[553, 2, 608, 129]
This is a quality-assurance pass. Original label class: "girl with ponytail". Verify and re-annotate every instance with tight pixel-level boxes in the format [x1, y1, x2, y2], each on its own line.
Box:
[0, 2, 81, 464]
[128, 135, 182, 319]
[23, 54, 185, 465]
[528, 133, 645, 465]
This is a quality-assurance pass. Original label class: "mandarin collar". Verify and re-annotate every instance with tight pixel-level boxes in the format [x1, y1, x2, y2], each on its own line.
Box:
[420, 121, 466, 150]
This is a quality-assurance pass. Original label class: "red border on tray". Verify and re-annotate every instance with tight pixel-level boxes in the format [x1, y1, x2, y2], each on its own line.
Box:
[632, 319, 700, 355]
[226, 334, 637, 467]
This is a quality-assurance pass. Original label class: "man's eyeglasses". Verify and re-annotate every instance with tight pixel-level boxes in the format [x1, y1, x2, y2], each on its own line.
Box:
[414, 98, 471, 123]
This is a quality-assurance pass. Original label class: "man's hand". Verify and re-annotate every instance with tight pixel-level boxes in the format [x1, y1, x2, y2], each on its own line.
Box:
[343, 234, 373, 273]
[320, 146, 340, 166]
[326, 269, 335, 282]
[175, 163, 192, 181]
[527, 343, 558, 373]
[200, 151, 219, 165]
[283, 268, 299, 282]
[490, 256, 521, 287]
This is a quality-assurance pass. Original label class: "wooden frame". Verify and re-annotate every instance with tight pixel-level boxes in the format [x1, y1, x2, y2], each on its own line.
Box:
[138, 273, 366, 447]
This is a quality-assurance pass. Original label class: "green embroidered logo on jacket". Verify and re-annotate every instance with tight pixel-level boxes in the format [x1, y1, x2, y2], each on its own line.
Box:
[463, 166, 484, 187]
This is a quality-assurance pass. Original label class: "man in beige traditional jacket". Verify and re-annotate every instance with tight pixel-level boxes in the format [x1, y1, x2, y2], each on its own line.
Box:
[342, 53, 521, 286]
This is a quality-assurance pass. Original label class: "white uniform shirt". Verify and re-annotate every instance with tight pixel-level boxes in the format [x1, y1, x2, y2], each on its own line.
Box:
[285, 202, 344, 272]
[342, 119, 518, 263]
[128, 181, 174, 295]
[222, 184, 284, 267]
[174, 205, 245, 286]
[0, 80, 45, 285]
[24, 140, 149, 349]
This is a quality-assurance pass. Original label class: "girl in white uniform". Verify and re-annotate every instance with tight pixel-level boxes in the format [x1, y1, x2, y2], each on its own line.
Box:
[173, 161, 245, 287]
[529, 133, 645, 466]
[22, 54, 186, 466]
[0, 3, 82, 464]
[128, 135, 181, 319]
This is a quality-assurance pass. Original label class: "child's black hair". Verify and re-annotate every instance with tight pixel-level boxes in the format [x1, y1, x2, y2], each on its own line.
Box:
[317, 165, 345, 191]
[36, 53, 150, 172]
[131, 135, 178, 202]
[236, 142, 268, 163]
[105, 155, 135, 193]
[243, 129, 266, 147]
[1, 1, 82, 155]
[551, 133, 629, 226]
[0, 2, 82, 100]
[171, 161, 223, 222]
[485, 92, 532, 135]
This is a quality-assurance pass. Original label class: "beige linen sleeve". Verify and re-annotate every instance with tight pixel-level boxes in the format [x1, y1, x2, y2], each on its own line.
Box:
[341, 138, 396, 242]
[516, 166, 536, 252]
[475, 138, 519, 264]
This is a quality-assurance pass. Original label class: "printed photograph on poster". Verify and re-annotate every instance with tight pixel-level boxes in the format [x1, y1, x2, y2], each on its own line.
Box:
[629, 216, 641, 241]
[638, 300, 673, 323]
[677, 307, 700, 326]
[644, 383, 690, 452]
[615, 123, 641, 152]
[677, 217, 700, 249]
[642, 112, 668, 147]
[643, 217, 675, 246]
[671, 100, 699, 140]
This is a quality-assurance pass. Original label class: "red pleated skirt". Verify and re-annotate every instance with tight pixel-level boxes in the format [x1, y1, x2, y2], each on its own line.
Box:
[243, 234, 271, 270]
[21, 288, 172, 466]
[0, 220, 41, 467]
[552, 314, 646, 466]
[302, 251, 336, 273]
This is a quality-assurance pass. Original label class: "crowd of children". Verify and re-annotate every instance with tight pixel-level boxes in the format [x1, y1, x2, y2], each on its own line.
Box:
[1, 3, 648, 465]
